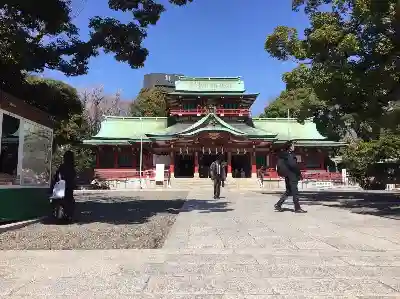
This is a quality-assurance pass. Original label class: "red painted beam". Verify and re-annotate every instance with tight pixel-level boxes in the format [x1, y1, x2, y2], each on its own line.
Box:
[169, 108, 250, 116]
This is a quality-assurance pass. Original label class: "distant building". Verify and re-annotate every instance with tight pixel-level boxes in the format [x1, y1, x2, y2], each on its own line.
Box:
[142, 73, 184, 90]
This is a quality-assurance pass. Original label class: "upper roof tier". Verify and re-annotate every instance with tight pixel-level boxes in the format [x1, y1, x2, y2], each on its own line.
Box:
[175, 76, 245, 93]
[167, 76, 257, 107]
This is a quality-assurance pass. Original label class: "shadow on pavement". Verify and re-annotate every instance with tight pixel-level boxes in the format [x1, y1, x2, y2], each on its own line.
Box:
[298, 191, 400, 220]
[41, 193, 232, 225]
[183, 199, 233, 214]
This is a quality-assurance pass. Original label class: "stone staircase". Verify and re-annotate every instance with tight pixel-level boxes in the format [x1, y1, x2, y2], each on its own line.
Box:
[103, 177, 359, 191]
[104, 177, 281, 190]
[170, 177, 261, 190]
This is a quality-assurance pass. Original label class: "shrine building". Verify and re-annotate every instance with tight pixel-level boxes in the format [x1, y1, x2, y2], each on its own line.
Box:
[83, 76, 345, 180]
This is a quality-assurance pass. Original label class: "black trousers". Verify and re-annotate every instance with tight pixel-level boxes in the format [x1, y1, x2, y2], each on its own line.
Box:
[64, 189, 75, 219]
[276, 177, 301, 210]
[213, 178, 221, 198]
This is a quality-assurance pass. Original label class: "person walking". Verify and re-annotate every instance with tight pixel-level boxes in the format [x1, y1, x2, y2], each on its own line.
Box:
[274, 141, 307, 213]
[210, 155, 224, 199]
[50, 150, 77, 221]
[221, 161, 227, 187]
[257, 166, 265, 188]
[165, 166, 171, 188]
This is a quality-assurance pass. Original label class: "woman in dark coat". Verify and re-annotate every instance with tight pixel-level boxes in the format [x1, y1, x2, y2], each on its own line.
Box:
[50, 150, 76, 221]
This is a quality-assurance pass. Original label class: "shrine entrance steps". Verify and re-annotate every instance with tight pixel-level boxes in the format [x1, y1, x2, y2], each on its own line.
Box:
[102, 177, 360, 191]
[171, 177, 261, 190]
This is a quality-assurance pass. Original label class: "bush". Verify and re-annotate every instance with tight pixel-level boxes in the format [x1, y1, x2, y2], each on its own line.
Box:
[341, 134, 400, 189]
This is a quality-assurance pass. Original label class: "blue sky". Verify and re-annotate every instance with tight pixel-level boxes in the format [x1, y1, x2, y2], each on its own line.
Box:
[44, 0, 309, 115]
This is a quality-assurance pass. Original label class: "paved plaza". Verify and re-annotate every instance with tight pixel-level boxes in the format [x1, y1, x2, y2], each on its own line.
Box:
[1, 189, 400, 298]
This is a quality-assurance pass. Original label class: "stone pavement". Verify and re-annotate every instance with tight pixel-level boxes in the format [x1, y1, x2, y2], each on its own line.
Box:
[1, 190, 400, 298]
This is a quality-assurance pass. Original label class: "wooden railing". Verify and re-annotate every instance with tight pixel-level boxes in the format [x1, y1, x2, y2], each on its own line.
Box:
[169, 108, 250, 117]
[96, 168, 342, 182]
[94, 169, 159, 180]
[264, 169, 343, 182]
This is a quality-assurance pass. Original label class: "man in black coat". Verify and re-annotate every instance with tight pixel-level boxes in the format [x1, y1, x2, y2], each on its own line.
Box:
[274, 141, 307, 213]
[210, 154, 225, 199]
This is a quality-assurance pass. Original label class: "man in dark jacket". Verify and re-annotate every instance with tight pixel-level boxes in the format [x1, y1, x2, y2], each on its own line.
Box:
[274, 141, 306, 213]
[210, 154, 225, 199]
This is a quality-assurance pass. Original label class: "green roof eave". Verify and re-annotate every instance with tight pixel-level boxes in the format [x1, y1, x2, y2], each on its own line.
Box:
[146, 132, 176, 138]
[247, 135, 277, 139]
[143, 136, 176, 141]
[127, 138, 152, 143]
[83, 139, 132, 146]
[274, 139, 347, 147]
[83, 137, 155, 145]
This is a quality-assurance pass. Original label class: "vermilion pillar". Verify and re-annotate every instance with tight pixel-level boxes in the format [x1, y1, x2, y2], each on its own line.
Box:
[227, 152, 232, 174]
[251, 151, 257, 178]
[96, 147, 100, 168]
[319, 150, 325, 170]
[132, 148, 137, 169]
[169, 151, 174, 176]
[194, 151, 199, 175]
[113, 147, 118, 168]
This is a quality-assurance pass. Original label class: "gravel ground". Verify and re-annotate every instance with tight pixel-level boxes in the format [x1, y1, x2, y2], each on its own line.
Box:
[0, 191, 187, 250]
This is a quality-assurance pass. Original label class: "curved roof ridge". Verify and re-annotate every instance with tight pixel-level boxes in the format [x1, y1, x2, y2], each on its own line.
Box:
[178, 113, 246, 135]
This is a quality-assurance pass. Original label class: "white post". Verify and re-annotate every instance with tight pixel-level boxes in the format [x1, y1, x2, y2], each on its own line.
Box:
[139, 117, 143, 189]
[341, 168, 347, 185]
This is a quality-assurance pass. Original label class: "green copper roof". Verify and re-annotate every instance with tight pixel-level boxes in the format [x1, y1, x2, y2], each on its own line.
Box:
[82, 116, 167, 145]
[82, 115, 344, 146]
[252, 118, 327, 141]
[230, 123, 276, 138]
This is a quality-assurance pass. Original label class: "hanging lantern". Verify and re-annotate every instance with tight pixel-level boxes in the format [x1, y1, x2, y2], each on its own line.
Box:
[202, 147, 205, 154]
[237, 148, 239, 154]
[221, 147, 224, 154]
[180, 148, 182, 154]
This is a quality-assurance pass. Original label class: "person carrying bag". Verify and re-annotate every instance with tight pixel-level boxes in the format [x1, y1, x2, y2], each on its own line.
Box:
[50, 151, 76, 222]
